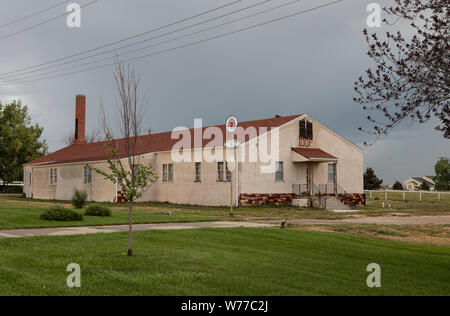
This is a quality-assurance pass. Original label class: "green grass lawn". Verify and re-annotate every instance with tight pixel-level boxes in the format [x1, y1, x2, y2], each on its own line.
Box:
[0, 195, 343, 230]
[0, 196, 217, 229]
[0, 228, 448, 296]
[1, 192, 449, 231]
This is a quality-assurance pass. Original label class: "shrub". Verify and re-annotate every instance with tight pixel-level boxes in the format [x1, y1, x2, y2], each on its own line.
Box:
[85, 205, 111, 217]
[40, 205, 83, 221]
[72, 189, 88, 209]
[392, 181, 404, 190]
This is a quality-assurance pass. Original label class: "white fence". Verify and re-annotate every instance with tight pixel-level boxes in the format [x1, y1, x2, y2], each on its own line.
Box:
[365, 190, 450, 203]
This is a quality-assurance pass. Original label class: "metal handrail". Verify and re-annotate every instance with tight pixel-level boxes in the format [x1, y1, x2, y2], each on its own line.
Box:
[293, 183, 348, 196]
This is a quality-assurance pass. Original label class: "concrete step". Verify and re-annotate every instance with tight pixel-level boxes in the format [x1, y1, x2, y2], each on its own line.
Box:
[325, 197, 350, 210]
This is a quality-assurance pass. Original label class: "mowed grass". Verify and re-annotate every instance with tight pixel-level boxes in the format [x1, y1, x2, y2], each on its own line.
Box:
[357, 191, 450, 217]
[0, 228, 448, 296]
[0, 195, 342, 230]
[1, 192, 450, 230]
[292, 224, 450, 247]
[0, 196, 217, 229]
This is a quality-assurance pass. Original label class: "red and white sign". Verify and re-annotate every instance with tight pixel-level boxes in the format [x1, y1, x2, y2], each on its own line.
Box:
[226, 116, 238, 133]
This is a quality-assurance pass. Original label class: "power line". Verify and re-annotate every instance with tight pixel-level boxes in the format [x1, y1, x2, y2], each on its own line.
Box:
[0, 0, 70, 30]
[0, 0, 243, 77]
[2, 0, 282, 82]
[0, 0, 345, 87]
[0, 0, 101, 42]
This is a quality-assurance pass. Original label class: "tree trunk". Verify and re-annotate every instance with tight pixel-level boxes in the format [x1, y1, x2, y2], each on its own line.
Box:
[128, 200, 133, 256]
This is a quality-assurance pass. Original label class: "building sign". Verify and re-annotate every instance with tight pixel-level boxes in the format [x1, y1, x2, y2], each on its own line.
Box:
[299, 138, 312, 148]
[226, 115, 238, 133]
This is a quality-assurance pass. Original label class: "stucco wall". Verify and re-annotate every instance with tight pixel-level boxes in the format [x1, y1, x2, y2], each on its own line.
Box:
[24, 162, 116, 202]
[238, 115, 364, 195]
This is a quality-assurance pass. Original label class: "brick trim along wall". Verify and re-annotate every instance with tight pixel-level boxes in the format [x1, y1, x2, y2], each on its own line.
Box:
[338, 193, 365, 206]
[239, 193, 293, 206]
[318, 193, 366, 206]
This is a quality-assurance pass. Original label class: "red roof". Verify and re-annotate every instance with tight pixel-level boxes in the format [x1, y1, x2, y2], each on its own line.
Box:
[26, 114, 303, 166]
[291, 147, 338, 160]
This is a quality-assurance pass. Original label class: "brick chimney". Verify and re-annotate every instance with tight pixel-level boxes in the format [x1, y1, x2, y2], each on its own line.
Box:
[74, 95, 86, 145]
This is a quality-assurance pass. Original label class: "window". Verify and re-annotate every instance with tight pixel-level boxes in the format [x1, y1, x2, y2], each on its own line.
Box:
[84, 166, 92, 184]
[217, 162, 224, 181]
[163, 164, 168, 182]
[328, 163, 336, 183]
[217, 162, 232, 182]
[168, 164, 174, 182]
[195, 162, 201, 182]
[163, 164, 173, 182]
[29, 172, 32, 186]
[49, 168, 57, 185]
[299, 119, 313, 140]
[275, 161, 284, 182]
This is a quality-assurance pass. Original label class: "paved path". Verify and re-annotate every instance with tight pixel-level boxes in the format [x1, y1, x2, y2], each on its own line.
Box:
[1, 216, 448, 239]
[0, 221, 276, 239]
[261, 216, 450, 226]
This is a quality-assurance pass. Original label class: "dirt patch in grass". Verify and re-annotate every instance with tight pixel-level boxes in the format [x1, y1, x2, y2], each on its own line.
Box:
[291, 224, 450, 246]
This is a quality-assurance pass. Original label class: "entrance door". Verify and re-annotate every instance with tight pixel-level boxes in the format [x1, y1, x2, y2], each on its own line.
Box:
[328, 163, 337, 195]
[306, 164, 313, 195]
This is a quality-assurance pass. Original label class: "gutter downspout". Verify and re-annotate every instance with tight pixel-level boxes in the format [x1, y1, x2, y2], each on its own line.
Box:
[115, 177, 118, 203]
[30, 167, 33, 199]
[236, 145, 239, 207]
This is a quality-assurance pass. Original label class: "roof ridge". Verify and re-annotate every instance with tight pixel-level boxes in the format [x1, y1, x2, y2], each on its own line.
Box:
[86, 114, 304, 146]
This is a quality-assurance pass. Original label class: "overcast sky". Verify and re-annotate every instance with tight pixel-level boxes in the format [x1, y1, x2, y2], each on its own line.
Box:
[0, 0, 448, 184]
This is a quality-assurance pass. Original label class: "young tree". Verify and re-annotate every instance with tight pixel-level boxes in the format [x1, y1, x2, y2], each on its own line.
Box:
[392, 181, 404, 190]
[90, 59, 157, 256]
[364, 168, 383, 190]
[0, 100, 47, 192]
[434, 157, 450, 191]
[354, 0, 449, 141]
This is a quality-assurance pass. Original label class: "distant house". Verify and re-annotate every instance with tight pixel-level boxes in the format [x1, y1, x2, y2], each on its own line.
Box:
[403, 176, 435, 191]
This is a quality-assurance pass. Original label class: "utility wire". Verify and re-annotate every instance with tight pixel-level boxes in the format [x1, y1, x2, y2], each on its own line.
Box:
[0, 0, 243, 77]
[0, 0, 101, 42]
[0, 0, 70, 30]
[2, 0, 281, 81]
[0, 0, 345, 87]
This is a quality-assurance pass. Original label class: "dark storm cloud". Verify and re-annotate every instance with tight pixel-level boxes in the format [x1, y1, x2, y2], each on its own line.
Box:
[0, 0, 448, 184]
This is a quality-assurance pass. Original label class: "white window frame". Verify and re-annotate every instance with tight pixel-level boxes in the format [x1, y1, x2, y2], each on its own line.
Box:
[217, 162, 231, 182]
[275, 161, 284, 182]
[168, 164, 174, 182]
[84, 166, 92, 184]
[163, 164, 173, 182]
[49, 168, 57, 185]
[163, 164, 168, 182]
[217, 162, 224, 182]
[225, 162, 232, 182]
[328, 163, 337, 183]
[195, 162, 201, 182]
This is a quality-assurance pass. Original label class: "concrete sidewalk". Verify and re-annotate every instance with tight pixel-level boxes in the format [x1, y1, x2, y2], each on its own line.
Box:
[260, 216, 450, 226]
[0, 221, 277, 239]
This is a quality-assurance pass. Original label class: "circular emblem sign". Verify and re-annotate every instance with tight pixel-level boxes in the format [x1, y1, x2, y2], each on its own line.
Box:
[226, 115, 238, 133]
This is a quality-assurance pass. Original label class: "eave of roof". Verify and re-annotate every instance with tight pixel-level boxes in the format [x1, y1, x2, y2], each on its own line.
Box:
[291, 147, 338, 160]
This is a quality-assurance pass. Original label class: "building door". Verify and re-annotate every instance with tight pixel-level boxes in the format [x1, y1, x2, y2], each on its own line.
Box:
[307, 164, 313, 195]
[328, 163, 337, 195]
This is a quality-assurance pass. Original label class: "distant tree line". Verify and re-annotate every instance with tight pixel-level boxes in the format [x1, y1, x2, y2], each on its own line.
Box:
[0, 101, 47, 192]
[364, 157, 450, 191]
